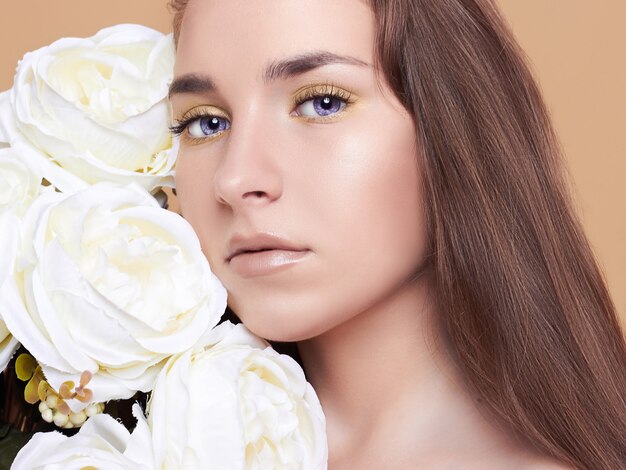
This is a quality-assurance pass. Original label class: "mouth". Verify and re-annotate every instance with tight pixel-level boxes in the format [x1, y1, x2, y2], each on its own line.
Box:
[227, 247, 309, 262]
[225, 233, 312, 277]
[226, 233, 309, 263]
[226, 247, 310, 263]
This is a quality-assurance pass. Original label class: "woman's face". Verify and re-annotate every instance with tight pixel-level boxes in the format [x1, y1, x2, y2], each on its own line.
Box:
[172, 0, 429, 341]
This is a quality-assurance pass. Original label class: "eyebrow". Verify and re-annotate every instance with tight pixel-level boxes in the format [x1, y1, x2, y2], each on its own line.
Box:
[168, 73, 216, 98]
[168, 51, 369, 98]
[263, 51, 369, 82]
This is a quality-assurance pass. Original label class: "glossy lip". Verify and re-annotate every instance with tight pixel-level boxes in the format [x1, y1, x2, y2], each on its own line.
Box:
[226, 233, 312, 278]
[226, 232, 309, 263]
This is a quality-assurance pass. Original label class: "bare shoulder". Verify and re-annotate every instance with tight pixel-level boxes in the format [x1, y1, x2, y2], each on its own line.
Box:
[525, 464, 575, 470]
[521, 456, 577, 470]
[486, 441, 577, 470]
[479, 453, 577, 470]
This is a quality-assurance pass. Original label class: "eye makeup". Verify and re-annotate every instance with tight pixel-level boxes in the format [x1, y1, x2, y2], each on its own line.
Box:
[170, 105, 230, 144]
[170, 81, 358, 143]
[292, 83, 355, 109]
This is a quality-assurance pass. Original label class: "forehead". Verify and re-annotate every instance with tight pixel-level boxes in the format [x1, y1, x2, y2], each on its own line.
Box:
[175, 0, 375, 78]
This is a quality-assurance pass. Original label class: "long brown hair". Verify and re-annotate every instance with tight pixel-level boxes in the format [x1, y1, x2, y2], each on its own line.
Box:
[169, 1, 626, 468]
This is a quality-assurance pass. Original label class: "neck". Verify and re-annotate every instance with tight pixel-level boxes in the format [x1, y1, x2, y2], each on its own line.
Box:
[297, 272, 444, 419]
[296, 273, 525, 465]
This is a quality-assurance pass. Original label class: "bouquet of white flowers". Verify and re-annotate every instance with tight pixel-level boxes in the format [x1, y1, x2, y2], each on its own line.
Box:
[0, 24, 327, 470]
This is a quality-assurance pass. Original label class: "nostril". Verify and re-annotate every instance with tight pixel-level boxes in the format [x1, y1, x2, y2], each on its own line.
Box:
[245, 190, 267, 198]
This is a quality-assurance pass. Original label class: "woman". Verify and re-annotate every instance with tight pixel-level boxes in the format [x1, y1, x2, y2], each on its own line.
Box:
[168, 0, 626, 468]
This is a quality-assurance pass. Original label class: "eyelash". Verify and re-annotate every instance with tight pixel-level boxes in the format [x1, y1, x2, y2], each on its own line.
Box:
[169, 108, 215, 137]
[292, 83, 354, 113]
[169, 83, 355, 139]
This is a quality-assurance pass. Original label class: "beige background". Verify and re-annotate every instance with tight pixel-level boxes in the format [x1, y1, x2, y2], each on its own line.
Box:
[1, 1, 623, 319]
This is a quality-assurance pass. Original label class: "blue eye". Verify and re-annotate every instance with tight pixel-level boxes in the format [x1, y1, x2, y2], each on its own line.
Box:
[170, 114, 230, 140]
[296, 95, 347, 118]
[187, 116, 230, 138]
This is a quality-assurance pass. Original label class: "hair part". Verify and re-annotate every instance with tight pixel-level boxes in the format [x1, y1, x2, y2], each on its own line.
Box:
[169, 1, 626, 468]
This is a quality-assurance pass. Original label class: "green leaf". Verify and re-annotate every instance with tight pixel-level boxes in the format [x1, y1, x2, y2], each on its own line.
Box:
[14, 355, 37, 382]
[37, 380, 50, 403]
[24, 377, 41, 405]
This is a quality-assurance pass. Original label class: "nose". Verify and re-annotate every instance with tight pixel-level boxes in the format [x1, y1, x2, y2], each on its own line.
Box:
[213, 114, 283, 209]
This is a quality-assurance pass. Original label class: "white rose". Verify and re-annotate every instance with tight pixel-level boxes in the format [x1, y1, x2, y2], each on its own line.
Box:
[0, 320, 18, 374]
[0, 91, 89, 191]
[148, 321, 328, 470]
[0, 142, 45, 371]
[11, 403, 154, 470]
[0, 143, 44, 217]
[0, 183, 226, 410]
[3, 24, 176, 192]
[0, 90, 15, 148]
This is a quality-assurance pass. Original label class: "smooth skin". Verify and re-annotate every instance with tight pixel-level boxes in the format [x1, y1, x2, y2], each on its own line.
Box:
[172, 0, 572, 468]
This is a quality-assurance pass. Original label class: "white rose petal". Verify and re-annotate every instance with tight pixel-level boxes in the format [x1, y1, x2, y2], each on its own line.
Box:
[0, 319, 19, 373]
[0, 143, 44, 217]
[11, 403, 154, 470]
[0, 90, 16, 148]
[0, 143, 46, 372]
[148, 321, 328, 470]
[0, 183, 226, 409]
[8, 24, 176, 192]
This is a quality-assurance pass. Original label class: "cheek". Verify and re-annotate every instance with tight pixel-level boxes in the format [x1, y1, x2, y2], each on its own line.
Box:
[315, 110, 426, 274]
[174, 148, 206, 211]
[174, 149, 221, 259]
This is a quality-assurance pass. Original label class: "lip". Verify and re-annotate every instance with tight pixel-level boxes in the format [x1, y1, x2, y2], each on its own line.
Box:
[226, 233, 312, 277]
